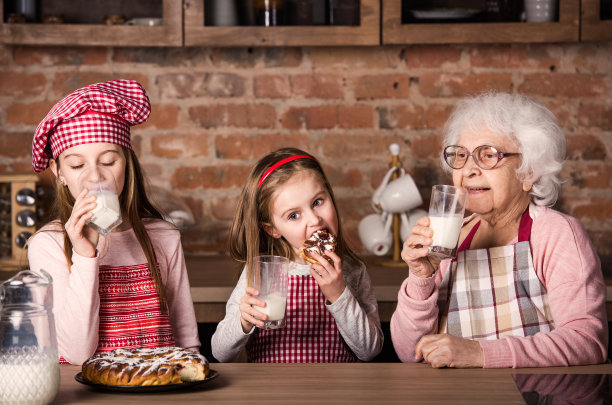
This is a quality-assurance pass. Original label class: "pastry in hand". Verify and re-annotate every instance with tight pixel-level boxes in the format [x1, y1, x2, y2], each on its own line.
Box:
[300, 229, 337, 265]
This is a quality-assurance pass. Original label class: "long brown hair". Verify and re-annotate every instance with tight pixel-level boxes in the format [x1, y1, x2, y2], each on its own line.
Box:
[44, 147, 168, 311]
[229, 147, 362, 284]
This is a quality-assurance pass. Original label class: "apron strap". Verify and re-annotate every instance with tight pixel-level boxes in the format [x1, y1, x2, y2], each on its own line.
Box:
[456, 205, 532, 254]
[517, 206, 533, 243]
[457, 221, 480, 254]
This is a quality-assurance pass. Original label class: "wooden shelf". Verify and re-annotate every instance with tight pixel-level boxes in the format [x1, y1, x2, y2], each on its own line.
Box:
[0, 0, 182, 47]
[184, 0, 379, 47]
[581, 0, 612, 41]
[383, 0, 580, 44]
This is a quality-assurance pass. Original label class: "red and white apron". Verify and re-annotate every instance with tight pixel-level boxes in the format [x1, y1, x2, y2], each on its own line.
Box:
[246, 274, 357, 363]
[59, 262, 174, 363]
[438, 208, 555, 339]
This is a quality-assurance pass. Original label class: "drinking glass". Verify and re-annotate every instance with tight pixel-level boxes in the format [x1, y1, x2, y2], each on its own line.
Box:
[427, 185, 467, 260]
[251, 255, 290, 330]
[77, 166, 122, 236]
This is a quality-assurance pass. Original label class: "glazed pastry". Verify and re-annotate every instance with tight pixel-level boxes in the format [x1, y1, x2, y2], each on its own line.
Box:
[300, 229, 337, 265]
[81, 346, 209, 386]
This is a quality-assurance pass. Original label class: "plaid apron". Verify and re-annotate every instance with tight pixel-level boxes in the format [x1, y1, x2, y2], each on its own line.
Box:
[60, 262, 174, 364]
[438, 208, 554, 339]
[247, 274, 357, 363]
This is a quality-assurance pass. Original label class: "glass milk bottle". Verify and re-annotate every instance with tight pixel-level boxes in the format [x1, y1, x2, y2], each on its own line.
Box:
[0, 270, 60, 405]
[77, 165, 122, 236]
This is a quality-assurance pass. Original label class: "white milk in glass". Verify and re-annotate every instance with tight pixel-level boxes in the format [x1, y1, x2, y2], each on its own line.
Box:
[429, 214, 463, 258]
[254, 293, 287, 322]
[88, 190, 122, 235]
[0, 353, 59, 405]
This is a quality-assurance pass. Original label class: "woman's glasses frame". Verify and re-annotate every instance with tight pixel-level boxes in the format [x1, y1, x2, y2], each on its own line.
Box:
[443, 145, 521, 170]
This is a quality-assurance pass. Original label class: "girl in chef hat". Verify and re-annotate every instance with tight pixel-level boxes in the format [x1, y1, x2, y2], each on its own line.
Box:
[28, 80, 200, 365]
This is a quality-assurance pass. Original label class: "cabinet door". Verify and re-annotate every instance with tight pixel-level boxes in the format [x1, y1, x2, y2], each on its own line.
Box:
[581, 0, 612, 40]
[383, 0, 580, 44]
[184, 0, 379, 46]
[0, 0, 182, 46]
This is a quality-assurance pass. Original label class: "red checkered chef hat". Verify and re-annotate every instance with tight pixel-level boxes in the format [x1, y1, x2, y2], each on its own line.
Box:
[31, 79, 151, 173]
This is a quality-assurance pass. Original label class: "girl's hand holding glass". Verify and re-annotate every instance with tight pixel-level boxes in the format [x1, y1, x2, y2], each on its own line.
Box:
[401, 216, 442, 279]
[309, 250, 345, 304]
[239, 286, 268, 332]
[64, 188, 99, 258]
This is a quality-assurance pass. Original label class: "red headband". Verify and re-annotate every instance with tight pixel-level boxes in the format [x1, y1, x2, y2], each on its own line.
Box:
[258, 155, 314, 188]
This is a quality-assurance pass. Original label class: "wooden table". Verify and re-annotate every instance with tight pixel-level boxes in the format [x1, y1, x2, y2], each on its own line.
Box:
[54, 363, 612, 404]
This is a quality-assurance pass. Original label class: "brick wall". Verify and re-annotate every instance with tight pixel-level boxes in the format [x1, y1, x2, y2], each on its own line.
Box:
[1, 43, 610, 268]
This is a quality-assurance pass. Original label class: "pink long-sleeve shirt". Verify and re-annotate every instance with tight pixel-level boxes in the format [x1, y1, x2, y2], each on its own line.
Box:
[27, 219, 200, 365]
[391, 204, 608, 368]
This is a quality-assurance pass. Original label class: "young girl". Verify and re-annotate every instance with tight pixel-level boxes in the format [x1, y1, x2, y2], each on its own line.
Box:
[211, 148, 383, 362]
[27, 80, 200, 365]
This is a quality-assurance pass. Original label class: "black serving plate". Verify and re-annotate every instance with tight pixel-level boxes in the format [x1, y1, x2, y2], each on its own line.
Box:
[74, 369, 219, 393]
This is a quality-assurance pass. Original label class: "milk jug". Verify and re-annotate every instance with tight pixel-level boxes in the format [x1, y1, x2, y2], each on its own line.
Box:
[0, 270, 59, 404]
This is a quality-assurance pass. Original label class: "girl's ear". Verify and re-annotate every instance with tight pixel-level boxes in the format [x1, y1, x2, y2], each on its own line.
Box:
[49, 159, 64, 184]
[262, 222, 282, 239]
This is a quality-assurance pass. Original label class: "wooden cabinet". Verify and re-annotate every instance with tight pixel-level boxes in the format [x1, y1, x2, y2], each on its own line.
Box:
[383, 0, 580, 44]
[0, 0, 610, 47]
[581, 0, 612, 40]
[0, 0, 182, 46]
[184, 0, 379, 47]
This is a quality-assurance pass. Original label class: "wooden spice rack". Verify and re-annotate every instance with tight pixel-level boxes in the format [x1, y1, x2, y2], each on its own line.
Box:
[0, 173, 39, 271]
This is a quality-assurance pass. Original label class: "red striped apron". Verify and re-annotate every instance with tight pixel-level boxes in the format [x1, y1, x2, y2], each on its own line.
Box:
[246, 274, 357, 363]
[59, 262, 174, 364]
[438, 208, 554, 339]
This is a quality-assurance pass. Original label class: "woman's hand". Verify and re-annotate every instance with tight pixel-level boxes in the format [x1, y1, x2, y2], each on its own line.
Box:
[238, 286, 267, 333]
[415, 333, 484, 368]
[401, 216, 441, 278]
[310, 250, 346, 304]
[64, 188, 99, 258]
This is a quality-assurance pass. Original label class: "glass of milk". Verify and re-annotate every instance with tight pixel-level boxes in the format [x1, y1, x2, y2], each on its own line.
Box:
[78, 166, 122, 236]
[427, 185, 467, 260]
[251, 255, 290, 330]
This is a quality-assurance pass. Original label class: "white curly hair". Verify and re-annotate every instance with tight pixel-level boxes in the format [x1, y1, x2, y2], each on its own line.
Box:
[442, 93, 566, 207]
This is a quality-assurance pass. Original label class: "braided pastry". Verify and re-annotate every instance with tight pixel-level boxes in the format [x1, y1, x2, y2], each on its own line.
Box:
[81, 347, 209, 386]
[300, 229, 337, 265]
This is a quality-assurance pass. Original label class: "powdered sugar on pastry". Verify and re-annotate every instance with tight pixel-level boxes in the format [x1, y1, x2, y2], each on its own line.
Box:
[81, 346, 209, 386]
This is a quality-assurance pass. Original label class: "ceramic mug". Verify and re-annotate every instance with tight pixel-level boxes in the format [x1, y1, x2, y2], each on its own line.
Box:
[376, 174, 423, 214]
[400, 209, 428, 242]
[358, 213, 393, 256]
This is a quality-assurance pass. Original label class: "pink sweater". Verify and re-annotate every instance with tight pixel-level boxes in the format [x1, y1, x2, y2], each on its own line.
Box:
[27, 219, 200, 365]
[390, 205, 608, 368]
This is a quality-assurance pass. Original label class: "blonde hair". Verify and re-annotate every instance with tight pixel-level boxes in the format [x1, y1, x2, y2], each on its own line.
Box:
[229, 147, 362, 284]
[43, 147, 168, 312]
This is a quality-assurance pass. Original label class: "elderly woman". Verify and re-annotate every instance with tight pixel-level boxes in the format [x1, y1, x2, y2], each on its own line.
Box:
[391, 93, 608, 368]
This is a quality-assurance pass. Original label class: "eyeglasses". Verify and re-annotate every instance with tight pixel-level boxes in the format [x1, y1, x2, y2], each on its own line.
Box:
[443, 145, 521, 170]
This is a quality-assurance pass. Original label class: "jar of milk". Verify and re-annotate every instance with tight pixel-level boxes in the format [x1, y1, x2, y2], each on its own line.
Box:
[0, 270, 59, 405]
